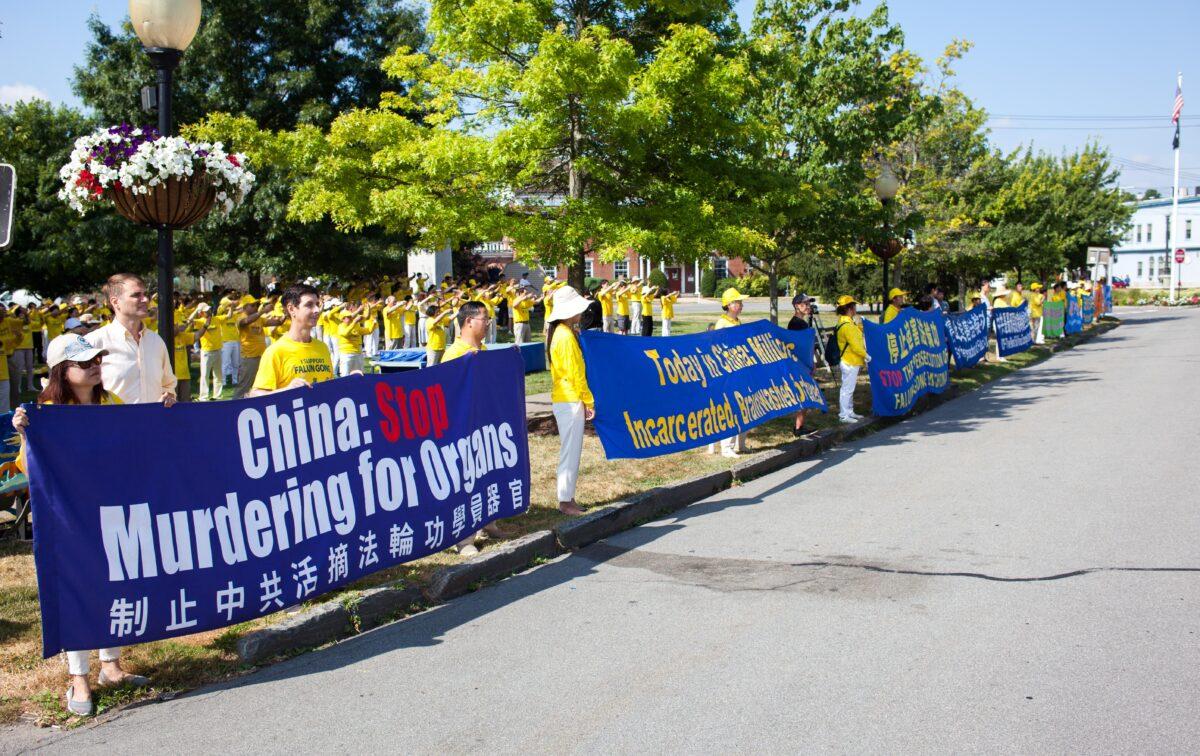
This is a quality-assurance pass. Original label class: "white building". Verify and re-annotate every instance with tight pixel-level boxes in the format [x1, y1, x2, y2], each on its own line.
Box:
[1110, 195, 1200, 288]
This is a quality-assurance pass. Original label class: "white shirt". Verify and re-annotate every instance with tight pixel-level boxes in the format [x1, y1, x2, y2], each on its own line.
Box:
[86, 320, 177, 404]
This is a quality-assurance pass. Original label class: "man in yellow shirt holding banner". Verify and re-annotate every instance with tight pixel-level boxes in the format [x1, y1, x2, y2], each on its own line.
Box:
[251, 284, 334, 395]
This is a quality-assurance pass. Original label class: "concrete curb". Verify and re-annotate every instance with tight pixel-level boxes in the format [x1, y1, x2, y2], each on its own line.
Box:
[236, 319, 1120, 664]
[422, 531, 561, 603]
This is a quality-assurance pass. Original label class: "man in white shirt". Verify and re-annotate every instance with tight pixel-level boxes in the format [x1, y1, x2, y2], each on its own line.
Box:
[85, 273, 177, 406]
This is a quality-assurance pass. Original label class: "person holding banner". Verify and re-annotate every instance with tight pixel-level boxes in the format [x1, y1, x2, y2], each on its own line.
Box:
[13, 333, 149, 717]
[250, 283, 334, 396]
[787, 294, 814, 435]
[545, 287, 595, 515]
[1029, 283, 1045, 344]
[882, 288, 906, 324]
[835, 295, 868, 423]
[711, 288, 749, 455]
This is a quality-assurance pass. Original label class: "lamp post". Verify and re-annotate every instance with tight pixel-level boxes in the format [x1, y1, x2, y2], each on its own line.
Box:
[870, 164, 901, 314]
[129, 0, 202, 340]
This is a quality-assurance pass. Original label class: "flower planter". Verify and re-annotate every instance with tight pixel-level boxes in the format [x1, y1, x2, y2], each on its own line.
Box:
[110, 172, 217, 230]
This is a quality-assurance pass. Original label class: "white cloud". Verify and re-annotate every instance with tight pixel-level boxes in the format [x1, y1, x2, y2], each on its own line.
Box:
[0, 83, 50, 106]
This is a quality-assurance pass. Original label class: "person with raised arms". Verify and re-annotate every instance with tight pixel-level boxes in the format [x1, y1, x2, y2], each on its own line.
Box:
[250, 283, 335, 396]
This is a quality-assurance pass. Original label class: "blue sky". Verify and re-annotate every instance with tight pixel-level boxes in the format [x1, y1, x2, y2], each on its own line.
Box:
[2, 0, 1199, 191]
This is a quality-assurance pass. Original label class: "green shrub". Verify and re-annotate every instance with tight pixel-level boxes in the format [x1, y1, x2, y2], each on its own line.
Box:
[583, 276, 604, 292]
[715, 277, 739, 299]
[700, 269, 717, 297]
[648, 269, 669, 292]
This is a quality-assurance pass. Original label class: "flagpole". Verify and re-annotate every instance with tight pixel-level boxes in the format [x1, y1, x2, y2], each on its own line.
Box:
[1171, 72, 1182, 302]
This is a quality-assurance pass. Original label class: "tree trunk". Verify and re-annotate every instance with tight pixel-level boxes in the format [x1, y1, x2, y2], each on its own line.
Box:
[246, 269, 263, 297]
[768, 263, 779, 325]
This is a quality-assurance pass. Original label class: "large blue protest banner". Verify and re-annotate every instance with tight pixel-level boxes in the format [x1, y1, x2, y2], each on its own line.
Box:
[863, 308, 950, 417]
[1082, 295, 1095, 325]
[943, 304, 988, 369]
[1065, 295, 1083, 334]
[579, 321, 826, 459]
[26, 349, 530, 656]
[992, 300, 1034, 357]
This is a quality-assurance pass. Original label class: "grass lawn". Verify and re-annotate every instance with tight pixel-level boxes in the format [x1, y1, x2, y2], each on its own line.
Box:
[0, 318, 1095, 726]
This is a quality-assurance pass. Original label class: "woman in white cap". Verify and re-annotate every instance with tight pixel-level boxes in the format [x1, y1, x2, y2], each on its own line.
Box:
[544, 286, 595, 516]
[12, 334, 150, 717]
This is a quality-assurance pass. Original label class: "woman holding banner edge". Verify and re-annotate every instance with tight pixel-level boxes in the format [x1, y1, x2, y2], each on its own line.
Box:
[13, 334, 153, 717]
[545, 286, 595, 516]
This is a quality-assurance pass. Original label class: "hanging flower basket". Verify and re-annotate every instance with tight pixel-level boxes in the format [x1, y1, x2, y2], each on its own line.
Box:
[59, 123, 255, 228]
[109, 171, 217, 230]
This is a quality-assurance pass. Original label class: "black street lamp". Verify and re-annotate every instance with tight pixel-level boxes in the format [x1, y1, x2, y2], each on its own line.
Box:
[129, 0, 202, 339]
[870, 164, 901, 314]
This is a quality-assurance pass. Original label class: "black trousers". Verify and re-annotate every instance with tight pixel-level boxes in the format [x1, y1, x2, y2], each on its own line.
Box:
[640, 315, 653, 337]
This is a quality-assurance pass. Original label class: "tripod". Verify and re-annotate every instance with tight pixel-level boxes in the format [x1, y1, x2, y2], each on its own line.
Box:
[809, 309, 834, 379]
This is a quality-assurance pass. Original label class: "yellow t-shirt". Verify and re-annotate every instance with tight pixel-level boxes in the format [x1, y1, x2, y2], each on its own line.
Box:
[882, 304, 902, 324]
[402, 303, 418, 326]
[511, 299, 533, 324]
[253, 336, 334, 391]
[714, 314, 740, 330]
[615, 292, 630, 317]
[1009, 292, 1025, 308]
[1030, 292, 1045, 318]
[426, 315, 449, 351]
[598, 293, 613, 317]
[549, 324, 593, 407]
[219, 313, 240, 343]
[442, 339, 485, 363]
[661, 293, 677, 320]
[239, 318, 268, 359]
[383, 306, 404, 340]
[174, 327, 193, 379]
[335, 319, 370, 356]
[44, 313, 66, 339]
[18, 320, 33, 348]
[198, 315, 225, 352]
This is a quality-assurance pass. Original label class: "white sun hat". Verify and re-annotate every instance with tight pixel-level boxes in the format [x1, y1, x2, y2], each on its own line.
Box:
[546, 286, 592, 323]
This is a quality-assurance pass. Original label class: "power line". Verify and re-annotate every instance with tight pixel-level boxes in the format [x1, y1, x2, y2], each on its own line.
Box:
[990, 124, 1200, 131]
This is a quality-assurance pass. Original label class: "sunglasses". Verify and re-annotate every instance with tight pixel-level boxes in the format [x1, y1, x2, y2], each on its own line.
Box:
[67, 355, 103, 368]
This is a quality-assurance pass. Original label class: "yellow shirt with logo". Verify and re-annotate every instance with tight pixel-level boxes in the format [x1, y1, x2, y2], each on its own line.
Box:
[511, 298, 533, 324]
[253, 336, 334, 391]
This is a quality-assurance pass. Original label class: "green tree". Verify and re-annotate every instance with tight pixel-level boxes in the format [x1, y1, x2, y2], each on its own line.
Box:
[729, 0, 922, 322]
[282, 0, 753, 288]
[72, 1, 426, 288]
[0, 101, 146, 293]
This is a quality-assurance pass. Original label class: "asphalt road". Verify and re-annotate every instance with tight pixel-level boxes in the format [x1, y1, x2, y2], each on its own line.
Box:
[12, 307, 1200, 754]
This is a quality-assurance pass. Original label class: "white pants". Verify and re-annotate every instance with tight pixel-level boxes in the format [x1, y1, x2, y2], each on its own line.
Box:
[603, 316, 613, 333]
[487, 319, 497, 344]
[418, 316, 429, 346]
[67, 647, 121, 676]
[1032, 316, 1044, 345]
[426, 349, 443, 367]
[839, 362, 860, 420]
[720, 432, 746, 454]
[404, 324, 418, 348]
[364, 330, 380, 357]
[338, 353, 365, 376]
[662, 319, 672, 336]
[198, 349, 222, 400]
[221, 341, 240, 382]
[514, 323, 531, 344]
[324, 335, 339, 373]
[386, 336, 403, 351]
[553, 402, 586, 502]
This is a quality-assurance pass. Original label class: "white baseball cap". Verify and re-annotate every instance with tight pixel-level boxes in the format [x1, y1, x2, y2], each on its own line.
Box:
[47, 334, 106, 369]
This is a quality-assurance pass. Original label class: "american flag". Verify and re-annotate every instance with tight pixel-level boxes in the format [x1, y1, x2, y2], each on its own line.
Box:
[1172, 82, 1184, 124]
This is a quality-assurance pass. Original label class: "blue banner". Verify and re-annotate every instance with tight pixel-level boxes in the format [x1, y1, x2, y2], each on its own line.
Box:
[26, 349, 530, 656]
[863, 308, 950, 417]
[579, 321, 826, 459]
[1065, 295, 1083, 334]
[1103, 284, 1112, 313]
[992, 300, 1034, 357]
[944, 304, 988, 369]
[1082, 295, 1095, 325]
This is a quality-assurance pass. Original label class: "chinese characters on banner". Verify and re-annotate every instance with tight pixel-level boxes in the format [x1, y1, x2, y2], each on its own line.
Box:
[943, 304, 988, 369]
[863, 308, 950, 417]
[26, 349, 530, 656]
[1065, 296, 1084, 334]
[579, 321, 827, 459]
[992, 301, 1034, 357]
[1042, 300, 1065, 339]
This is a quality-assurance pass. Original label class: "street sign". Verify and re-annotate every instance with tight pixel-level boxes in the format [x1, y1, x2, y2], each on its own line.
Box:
[1086, 246, 1111, 265]
[1175, 248, 1186, 264]
[0, 164, 14, 251]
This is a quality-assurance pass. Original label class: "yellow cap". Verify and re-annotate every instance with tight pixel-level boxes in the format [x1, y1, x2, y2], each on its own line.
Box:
[888, 288, 907, 301]
[1030, 282, 1043, 291]
[836, 294, 857, 307]
[721, 288, 749, 307]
